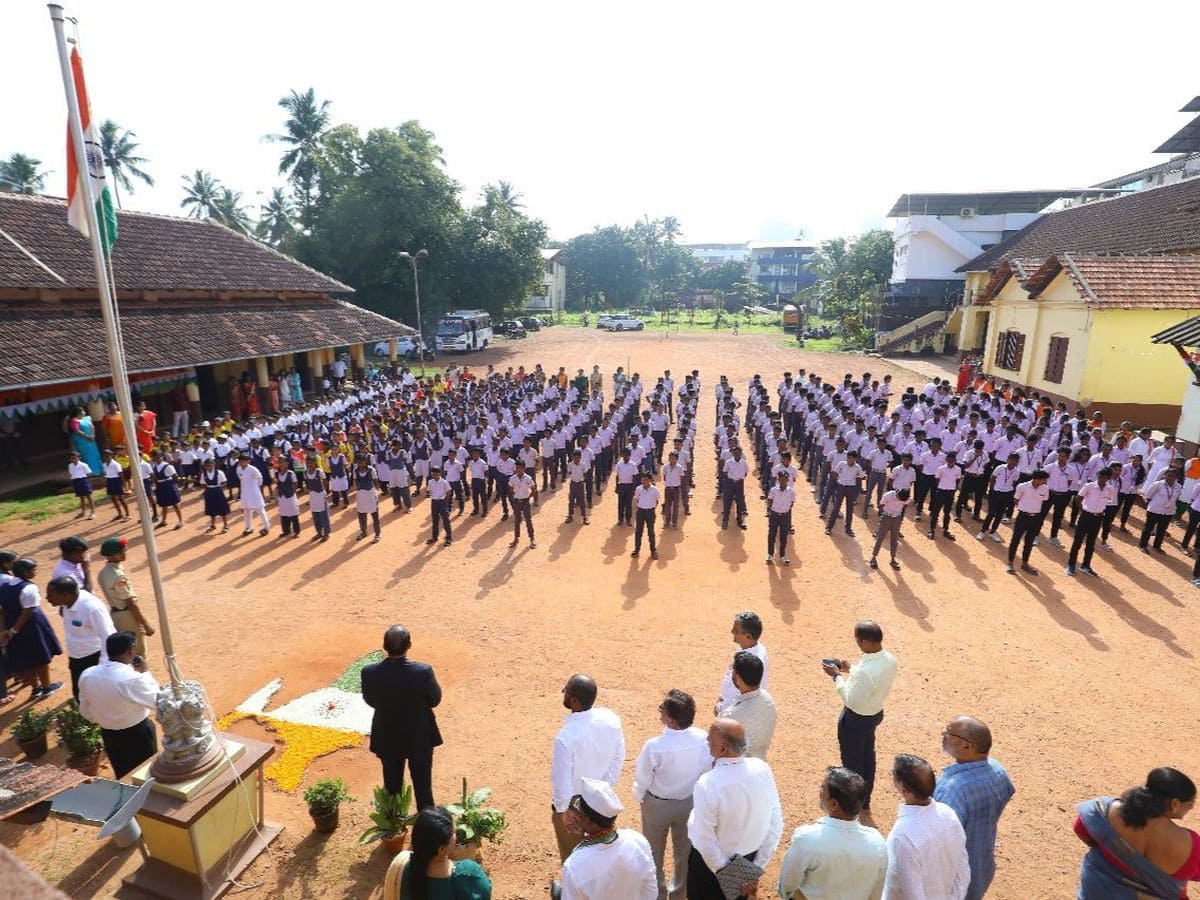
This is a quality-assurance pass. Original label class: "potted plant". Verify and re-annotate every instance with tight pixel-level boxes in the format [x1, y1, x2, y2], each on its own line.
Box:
[11, 708, 54, 760]
[54, 701, 103, 775]
[359, 784, 416, 854]
[446, 778, 508, 862]
[303, 778, 352, 833]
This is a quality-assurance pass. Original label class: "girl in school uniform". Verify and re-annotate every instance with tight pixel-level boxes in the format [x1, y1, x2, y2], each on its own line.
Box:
[386, 440, 412, 512]
[410, 432, 431, 496]
[201, 459, 230, 533]
[303, 456, 331, 541]
[352, 456, 382, 542]
[274, 458, 302, 537]
[328, 447, 350, 508]
[68, 451, 96, 520]
[374, 446, 392, 495]
[101, 449, 130, 521]
[150, 449, 184, 530]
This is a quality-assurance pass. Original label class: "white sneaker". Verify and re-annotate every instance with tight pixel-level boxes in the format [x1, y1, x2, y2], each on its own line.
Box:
[1048, 537, 1062, 547]
[1001, 516, 1012, 524]
[990, 532, 1004, 543]
[765, 554, 773, 564]
[781, 556, 790, 565]
[1032, 536, 1040, 546]
[976, 531, 985, 540]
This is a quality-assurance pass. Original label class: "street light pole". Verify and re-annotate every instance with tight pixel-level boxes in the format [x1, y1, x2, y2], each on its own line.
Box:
[398, 249, 429, 359]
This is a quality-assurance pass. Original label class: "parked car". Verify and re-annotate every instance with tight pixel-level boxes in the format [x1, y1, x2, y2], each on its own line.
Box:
[519, 316, 542, 332]
[374, 336, 429, 358]
[604, 315, 645, 332]
[595, 314, 616, 329]
[499, 320, 527, 338]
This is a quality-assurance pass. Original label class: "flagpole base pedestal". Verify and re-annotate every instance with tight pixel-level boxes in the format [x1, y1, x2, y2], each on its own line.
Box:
[124, 733, 280, 900]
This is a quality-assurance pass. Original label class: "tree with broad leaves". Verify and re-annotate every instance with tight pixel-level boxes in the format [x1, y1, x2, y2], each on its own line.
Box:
[265, 88, 332, 230]
[0, 153, 48, 194]
[99, 120, 153, 209]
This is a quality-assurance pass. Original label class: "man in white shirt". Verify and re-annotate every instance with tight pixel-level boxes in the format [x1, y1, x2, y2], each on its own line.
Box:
[686, 718, 783, 899]
[558, 777, 657, 900]
[1140, 467, 1182, 553]
[882, 754, 970, 900]
[552, 674, 626, 861]
[236, 454, 270, 536]
[633, 690, 711, 900]
[721, 448, 749, 530]
[822, 621, 898, 815]
[78, 630, 159, 778]
[869, 487, 910, 571]
[777, 766, 887, 900]
[766, 471, 795, 565]
[1067, 470, 1117, 577]
[46, 575, 115, 700]
[718, 652, 777, 761]
[508, 460, 538, 549]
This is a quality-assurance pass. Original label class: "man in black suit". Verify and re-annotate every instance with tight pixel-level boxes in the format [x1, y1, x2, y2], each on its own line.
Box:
[361, 625, 442, 809]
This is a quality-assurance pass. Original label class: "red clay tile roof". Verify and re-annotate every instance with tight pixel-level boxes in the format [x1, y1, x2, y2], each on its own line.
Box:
[974, 257, 1045, 304]
[0, 192, 351, 294]
[957, 177, 1200, 273]
[1024, 253, 1200, 309]
[0, 297, 412, 388]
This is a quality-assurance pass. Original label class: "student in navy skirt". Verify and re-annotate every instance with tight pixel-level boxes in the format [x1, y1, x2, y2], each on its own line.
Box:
[0, 557, 64, 701]
[101, 449, 130, 521]
[200, 459, 230, 533]
[68, 451, 96, 521]
[150, 450, 184, 530]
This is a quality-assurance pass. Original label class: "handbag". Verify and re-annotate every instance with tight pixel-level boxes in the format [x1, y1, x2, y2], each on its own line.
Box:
[715, 853, 764, 900]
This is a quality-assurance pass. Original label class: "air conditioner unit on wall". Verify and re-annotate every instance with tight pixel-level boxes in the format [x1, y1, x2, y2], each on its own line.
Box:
[959, 207, 976, 217]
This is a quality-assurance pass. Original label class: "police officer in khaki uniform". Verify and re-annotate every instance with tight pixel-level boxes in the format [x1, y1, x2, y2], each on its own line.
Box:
[96, 537, 155, 658]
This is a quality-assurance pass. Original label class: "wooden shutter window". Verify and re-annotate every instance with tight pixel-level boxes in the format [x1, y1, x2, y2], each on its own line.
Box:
[1044, 336, 1068, 383]
[1012, 333, 1026, 371]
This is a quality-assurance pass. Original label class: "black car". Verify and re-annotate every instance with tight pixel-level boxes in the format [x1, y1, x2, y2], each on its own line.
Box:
[499, 320, 527, 338]
[519, 316, 542, 332]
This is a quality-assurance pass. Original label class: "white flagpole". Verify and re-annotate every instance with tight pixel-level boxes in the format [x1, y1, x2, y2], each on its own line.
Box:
[49, 4, 181, 685]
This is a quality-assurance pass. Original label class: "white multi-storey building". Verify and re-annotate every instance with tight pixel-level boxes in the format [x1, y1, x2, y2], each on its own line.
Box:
[526, 248, 566, 315]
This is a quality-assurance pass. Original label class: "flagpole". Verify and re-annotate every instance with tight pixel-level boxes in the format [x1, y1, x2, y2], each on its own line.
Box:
[49, 4, 181, 686]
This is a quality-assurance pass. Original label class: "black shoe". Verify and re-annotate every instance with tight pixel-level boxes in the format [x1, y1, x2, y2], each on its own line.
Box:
[426, 538, 436, 545]
[943, 531, 956, 541]
[869, 558, 878, 569]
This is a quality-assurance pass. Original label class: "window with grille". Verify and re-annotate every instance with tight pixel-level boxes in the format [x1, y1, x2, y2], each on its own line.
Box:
[1043, 336, 1069, 383]
[994, 330, 1025, 371]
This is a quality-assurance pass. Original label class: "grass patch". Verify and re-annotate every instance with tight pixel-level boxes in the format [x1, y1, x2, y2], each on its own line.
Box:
[333, 651, 384, 693]
[0, 493, 78, 526]
[559, 311, 788, 335]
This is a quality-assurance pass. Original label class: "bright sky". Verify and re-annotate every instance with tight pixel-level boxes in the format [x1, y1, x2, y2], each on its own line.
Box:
[6, 1, 1200, 244]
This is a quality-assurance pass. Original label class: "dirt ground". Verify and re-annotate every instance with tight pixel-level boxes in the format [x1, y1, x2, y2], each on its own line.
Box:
[1, 327, 1195, 899]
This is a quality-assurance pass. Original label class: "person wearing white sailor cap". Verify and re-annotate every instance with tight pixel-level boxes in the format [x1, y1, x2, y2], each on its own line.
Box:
[553, 777, 657, 900]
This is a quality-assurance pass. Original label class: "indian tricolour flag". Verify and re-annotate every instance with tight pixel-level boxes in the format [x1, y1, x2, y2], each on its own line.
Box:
[66, 47, 117, 255]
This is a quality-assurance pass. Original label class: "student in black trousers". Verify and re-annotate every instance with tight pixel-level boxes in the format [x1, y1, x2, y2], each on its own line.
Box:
[361, 626, 442, 810]
[1007, 470, 1049, 575]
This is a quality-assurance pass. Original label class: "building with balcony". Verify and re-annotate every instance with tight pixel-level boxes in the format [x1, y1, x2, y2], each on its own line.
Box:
[525, 248, 566, 315]
[747, 241, 816, 300]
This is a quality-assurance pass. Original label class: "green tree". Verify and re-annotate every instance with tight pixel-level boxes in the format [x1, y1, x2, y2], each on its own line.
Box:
[180, 169, 222, 219]
[213, 187, 252, 234]
[483, 180, 524, 216]
[266, 88, 332, 230]
[0, 153, 47, 194]
[256, 187, 295, 248]
[99, 120, 153, 209]
[563, 226, 647, 310]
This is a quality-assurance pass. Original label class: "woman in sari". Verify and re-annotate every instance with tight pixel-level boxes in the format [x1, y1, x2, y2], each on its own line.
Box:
[229, 377, 245, 422]
[383, 807, 490, 900]
[68, 406, 103, 474]
[1076, 767, 1200, 898]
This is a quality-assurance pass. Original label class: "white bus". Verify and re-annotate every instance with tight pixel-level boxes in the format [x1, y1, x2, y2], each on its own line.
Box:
[435, 310, 493, 352]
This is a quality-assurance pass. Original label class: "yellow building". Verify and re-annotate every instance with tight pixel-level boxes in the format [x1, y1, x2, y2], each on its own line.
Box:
[975, 253, 1200, 426]
[950, 175, 1200, 425]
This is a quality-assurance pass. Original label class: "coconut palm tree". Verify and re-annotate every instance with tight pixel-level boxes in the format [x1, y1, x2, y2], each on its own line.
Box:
[0, 153, 48, 194]
[99, 121, 154, 208]
[255, 187, 294, 247]
[180, 169, 222, 219]
[265, 88, 331, 229]
[213, 187, 252, 234]
[660, 215, 682, 243]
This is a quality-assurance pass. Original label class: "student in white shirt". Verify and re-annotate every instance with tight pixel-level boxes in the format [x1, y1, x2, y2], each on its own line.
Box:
[1007, 469, 1049, 575]
[766, 471, 795, 565]
[101, 449, 131, 521]
[870, 488, 910, 571]
[882, 754, 970, 900]
[424, 467, 453, 547]
[826, 450, 864, 536]
[1067, 470, 1117, 576]
[777, 766, 887, 900]
[632, 473, 660, 560]
[928, 451, 962, 541]
[633, 690, 711, 900]
[68, 451, 96, 520]
[662, 452, 686, 529]
[1140, 468, 1182, 553]
[508, 460, 538, 549]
